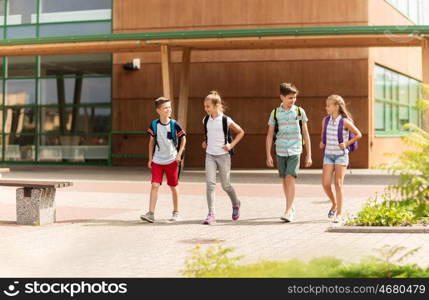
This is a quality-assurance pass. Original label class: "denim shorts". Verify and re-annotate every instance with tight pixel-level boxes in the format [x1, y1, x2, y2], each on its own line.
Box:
[323, 153, 349, 166]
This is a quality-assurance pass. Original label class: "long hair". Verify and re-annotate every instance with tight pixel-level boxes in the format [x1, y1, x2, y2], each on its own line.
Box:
[327, 95, 352, 120]
[205, 90, 225, 112]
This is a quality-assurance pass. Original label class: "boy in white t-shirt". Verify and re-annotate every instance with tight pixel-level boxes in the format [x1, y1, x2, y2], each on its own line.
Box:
[141, 97, 186, 223]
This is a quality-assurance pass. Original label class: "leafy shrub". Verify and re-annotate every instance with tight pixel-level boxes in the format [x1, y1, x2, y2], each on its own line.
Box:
[181, 245, 429, 278]
[346, 193, 417, 226]
[180, 244, 242, 278]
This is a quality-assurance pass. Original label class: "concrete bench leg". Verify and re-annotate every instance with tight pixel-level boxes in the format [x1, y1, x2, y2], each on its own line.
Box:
[16, 187, 56, 225]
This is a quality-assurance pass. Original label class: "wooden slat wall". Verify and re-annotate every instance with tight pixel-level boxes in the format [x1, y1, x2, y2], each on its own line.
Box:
[113, 0, 368, 32]
[112, 0, 372, 167]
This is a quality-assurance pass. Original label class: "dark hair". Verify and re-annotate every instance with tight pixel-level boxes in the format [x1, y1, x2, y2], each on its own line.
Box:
[154, 97, 171, 109]
[205, 90, 225, 112]
[280, 83, 298, 96]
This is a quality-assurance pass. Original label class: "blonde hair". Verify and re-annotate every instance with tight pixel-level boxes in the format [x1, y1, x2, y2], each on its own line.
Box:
[327, 95, 352, 120]
[205, 90, 225, 112]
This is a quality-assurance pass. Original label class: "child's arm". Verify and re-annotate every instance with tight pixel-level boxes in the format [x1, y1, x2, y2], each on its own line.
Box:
[224, 122, 244, 151]
[148, 136, 154, 168]
[266, 125, 275, 168]
[340, 119, 362, 150]
[320, 118, 326, 150]
[301, 121, 312, 167]
[176, 136, 187, 162]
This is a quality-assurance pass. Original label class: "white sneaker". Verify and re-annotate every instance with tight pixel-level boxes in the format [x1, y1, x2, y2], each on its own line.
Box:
[333, 215, 344, 224]
[170, 211, 180, 222]
[281, 207, 295, 222]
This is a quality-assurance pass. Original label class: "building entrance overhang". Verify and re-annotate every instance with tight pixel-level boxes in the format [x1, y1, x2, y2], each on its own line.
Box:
[0, 25, 428, 56]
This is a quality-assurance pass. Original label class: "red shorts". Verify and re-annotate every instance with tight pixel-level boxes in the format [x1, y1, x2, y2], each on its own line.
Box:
[151, 161, 179, 187]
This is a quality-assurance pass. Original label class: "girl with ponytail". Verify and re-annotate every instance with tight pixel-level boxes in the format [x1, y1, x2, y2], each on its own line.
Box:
[320, 95, 362, 224]
[201, 91, 245, 225]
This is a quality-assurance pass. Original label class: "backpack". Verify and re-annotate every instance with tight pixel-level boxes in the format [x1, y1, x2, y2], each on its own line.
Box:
[322, 116, 358, 152]
[272, 106, 305, 145]
[203, 114, 234, 155]
[151, 119, 185, 175]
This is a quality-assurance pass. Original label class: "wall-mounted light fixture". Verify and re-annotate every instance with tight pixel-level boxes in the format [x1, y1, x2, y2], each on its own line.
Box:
[123, 58, 141, 71]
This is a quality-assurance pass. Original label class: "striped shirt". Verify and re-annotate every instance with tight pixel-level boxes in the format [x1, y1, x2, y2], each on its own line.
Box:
[268, 104, 308, 157]
[324, 116, 349, 156]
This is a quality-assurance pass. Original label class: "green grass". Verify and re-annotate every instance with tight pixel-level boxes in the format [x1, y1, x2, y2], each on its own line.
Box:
[182, 245, 429, 278]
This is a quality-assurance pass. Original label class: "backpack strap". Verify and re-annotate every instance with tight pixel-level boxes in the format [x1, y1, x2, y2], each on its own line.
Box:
[170, 119, 178, 148]
[273, 108, 278, 141]
[337, 117, 345, 144]
[296, 106, 305, 145]
[203, 115, 210, 142]
[151, 119, 160, 154]
[322, 116, 330, 145]
[222, 115, 228, 145]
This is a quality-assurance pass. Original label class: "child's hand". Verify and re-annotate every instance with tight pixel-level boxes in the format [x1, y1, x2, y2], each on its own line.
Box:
[266, 156, 274, 168]
[147, 160, 152, 169]
[202, 141, 207, 149]
[176, 154, 182, 163]
[223, 143, 232, 151]
[305, 156, 312, 168]
[339, 143, 346, 150]
[319, 142, 325, 149]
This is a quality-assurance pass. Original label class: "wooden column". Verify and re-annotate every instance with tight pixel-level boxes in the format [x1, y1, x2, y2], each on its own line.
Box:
[160, 45, 174, 105]
[177, 48, 191, 130]
[423, 40, 429, 131]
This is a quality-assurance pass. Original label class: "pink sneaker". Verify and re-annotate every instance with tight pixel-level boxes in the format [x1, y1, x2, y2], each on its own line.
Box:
[203, 213, 216, 225]
[232, 205, 240, 220]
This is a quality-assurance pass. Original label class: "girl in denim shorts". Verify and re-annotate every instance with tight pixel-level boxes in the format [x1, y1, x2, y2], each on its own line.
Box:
[319, 95, 362, 224]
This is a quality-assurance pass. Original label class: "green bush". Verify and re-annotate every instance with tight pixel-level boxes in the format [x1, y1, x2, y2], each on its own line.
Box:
[386, 122, 429, 204]
[346, 193, 418, 226]
[180, 244, 242, 278]
[181, 244, 429, 278]
[352, 95, 429, 226]
[336, 245, 425, 278]
[383, 95, 429, 204]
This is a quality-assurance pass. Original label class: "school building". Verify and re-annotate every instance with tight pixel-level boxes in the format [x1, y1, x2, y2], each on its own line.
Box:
[0, 0, 428, 168]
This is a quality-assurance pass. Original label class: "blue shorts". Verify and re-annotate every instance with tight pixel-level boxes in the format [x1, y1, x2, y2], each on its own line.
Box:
[323, 153, 349, 166]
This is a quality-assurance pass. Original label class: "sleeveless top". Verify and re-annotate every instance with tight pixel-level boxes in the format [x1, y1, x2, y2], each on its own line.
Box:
[325, 116, 349, 155]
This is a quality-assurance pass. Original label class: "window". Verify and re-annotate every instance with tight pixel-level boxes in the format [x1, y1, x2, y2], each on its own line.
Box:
[385, 0, 427, 24]
[0, 0, 112, 39]
[374, 65, 422, 136]
[0, 54, 111, 163]
[40, 0, 111, 23]
[7, 0, 37, 25]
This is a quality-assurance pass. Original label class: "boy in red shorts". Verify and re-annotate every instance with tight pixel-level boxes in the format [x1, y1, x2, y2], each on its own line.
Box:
[141, 97, 186, 223]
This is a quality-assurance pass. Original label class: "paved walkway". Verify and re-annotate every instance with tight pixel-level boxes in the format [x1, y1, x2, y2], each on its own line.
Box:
[0, 166, 427, 277]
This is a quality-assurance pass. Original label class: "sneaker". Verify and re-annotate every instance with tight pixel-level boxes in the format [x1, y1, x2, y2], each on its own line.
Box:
[333, 215, 344, 224]
[281, 207, 295, 222]
[170, 211, 180, 222]
[140, 212, 155, 223]
[232, 205, 240, 220]
[203, 213, 216, 225]
[328, 209, 337, 219]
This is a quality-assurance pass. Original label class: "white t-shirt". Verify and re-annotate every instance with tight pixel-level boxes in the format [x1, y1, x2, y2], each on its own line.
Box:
[147, 120, 185, 165]
[203, 113, 234, 156]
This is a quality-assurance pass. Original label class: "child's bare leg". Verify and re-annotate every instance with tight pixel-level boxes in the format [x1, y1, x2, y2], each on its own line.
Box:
[282, 175, 296, 212]
[170, 185, 179, 212]
[149, 183, 160, 213]
[334, 165, 347, 216]
[322, 164, 336, 210]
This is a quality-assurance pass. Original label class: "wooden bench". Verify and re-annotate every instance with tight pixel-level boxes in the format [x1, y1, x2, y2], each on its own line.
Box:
[0, 179, 73, 225]
[0, 168, 10, 178]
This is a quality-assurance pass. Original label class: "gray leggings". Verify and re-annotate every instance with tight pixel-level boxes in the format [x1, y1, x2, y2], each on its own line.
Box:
[205, 153, 240, 214]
